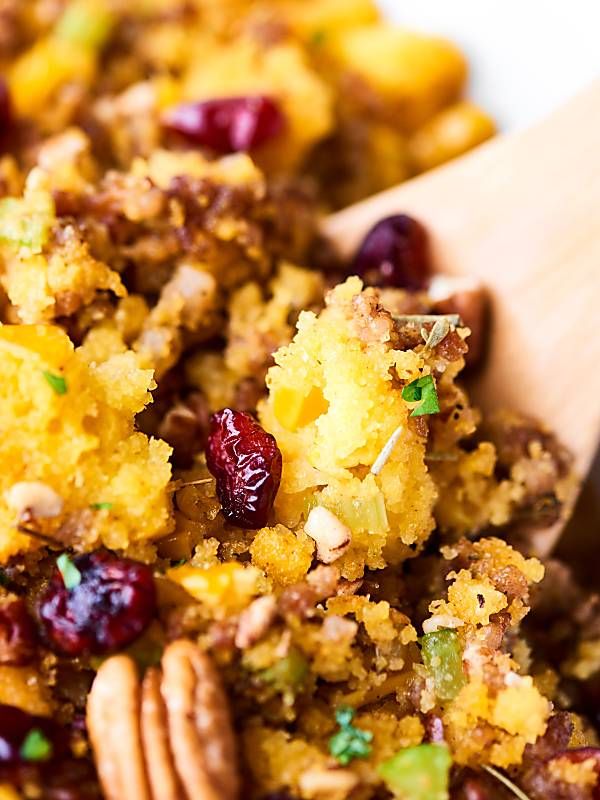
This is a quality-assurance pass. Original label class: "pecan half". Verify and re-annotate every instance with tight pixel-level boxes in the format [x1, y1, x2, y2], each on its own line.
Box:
[161, 640, 239, 800]
[87, 640, 239, 800]
[141, 667, 182, 800]
[87, 655, 151, 800]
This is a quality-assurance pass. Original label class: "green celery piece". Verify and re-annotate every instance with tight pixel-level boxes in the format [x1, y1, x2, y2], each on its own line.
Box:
[55, 0, 115, 49]
[421, 629, 466, 701]
[379, 743, 451, 800]
[260, 648, 308, 691]
[0, 196, 54, 254]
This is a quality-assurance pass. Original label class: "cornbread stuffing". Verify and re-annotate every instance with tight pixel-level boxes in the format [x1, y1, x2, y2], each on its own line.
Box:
[0, 2, 594, 800]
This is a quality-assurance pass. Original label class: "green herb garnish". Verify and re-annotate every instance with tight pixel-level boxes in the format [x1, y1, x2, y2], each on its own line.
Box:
[42, 371, 67, 395]
[402, 375, 440, 417]
[20, 729, 53, 762]
[329, 706, 373, 765]
[90, 502, 113, 511]
[57, 553, 82, 590]
[379, 744, 451, 800]
[0, 569, 9, 588]
[310, 29, 327, 46]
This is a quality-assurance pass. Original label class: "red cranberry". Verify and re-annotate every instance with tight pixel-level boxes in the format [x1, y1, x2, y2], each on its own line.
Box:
[0, 705, 67, 764]
[352, 214, 431, 290]
[164, 95, 285, 153]
[0, 599, 36, 665]
[38, 551, 156, 656]
[206, 408, 282, 529]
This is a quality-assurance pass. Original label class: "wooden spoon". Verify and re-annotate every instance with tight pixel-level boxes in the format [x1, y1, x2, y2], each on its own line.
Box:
[323, 80, 600, 553]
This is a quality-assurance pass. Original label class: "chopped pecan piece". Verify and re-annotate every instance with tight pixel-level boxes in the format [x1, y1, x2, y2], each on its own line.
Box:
[235, 595, 278, 649]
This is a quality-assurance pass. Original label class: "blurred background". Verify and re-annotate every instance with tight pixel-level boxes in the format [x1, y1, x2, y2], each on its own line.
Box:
[381, 0, 600, 130]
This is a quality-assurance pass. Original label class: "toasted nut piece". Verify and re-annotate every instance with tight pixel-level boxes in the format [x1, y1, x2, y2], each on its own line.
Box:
[140, 667, 182, 800]
[87, 655, 151, 800]
[235, 595, 277, 649]
[161, 639, 239, 800]
[298, 766, 359, 798]
[304, 506, 351, 564]
[5, 481, 63, 519]
[428, 275, 487, 367]
[422, 614, 463, 634]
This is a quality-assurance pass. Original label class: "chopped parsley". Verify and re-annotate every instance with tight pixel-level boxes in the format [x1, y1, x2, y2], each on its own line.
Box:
[0, 569, 8, 588]
[20, 728, 53, 762]
[329, 706, 372, 765]
[90, 502, 113, 511]
[310, 29, 327, 46]
[57, 553, 82, 590]
[42, 371, 67, 395]
[401, 375, 440, 417]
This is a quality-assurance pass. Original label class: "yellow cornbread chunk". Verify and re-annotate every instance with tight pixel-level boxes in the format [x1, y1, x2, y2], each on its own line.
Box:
[166, 562, 261, 616]
[330, 25, 466, 129]
[0, 170, 125, 324]
[0, 665, 54, 717]
[444, 677, 550, 768]
[260, 278, 437, 579]
[0, 325, 172, 560]
[8, 0, 114, 116]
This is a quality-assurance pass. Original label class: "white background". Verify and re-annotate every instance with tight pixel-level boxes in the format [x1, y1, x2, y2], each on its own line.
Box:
[379, 0, 600, 131]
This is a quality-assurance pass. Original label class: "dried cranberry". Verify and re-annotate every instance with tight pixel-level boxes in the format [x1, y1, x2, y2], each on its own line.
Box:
[0, 705, 67, 764]
[38, 551, 156, 656]
[206, 408, 282, 529]
[0, 599, 36, 665]
[164, 95, 285, 153]
[352, 214, 431, 290]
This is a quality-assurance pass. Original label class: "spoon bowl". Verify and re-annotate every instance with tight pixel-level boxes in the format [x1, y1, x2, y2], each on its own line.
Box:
[323, 81, 600, 552]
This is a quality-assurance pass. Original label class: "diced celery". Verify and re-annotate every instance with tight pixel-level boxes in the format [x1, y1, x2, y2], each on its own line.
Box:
[0, 194, 54, 253]
[54, 0, 114, 49]
[335, 489, 388, 534]
[420, 629, 466, 701]
[379, 744, 451, 800]
[260, 648, 308, 691]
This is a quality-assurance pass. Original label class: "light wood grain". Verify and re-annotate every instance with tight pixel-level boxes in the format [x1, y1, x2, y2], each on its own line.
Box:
[323, 81, 600, 485]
